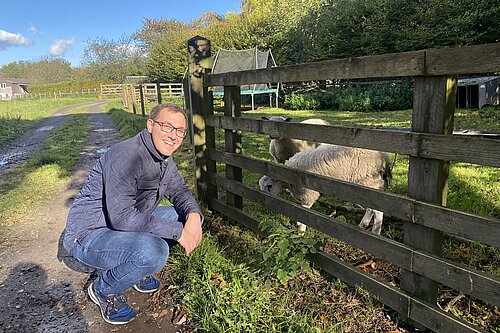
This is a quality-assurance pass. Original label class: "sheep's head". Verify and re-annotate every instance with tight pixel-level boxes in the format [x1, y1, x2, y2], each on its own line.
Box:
[259, 175, 282, 195]
[261, 116, 292, 139]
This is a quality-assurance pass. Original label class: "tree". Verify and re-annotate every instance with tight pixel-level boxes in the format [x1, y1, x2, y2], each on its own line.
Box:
[0, 61, 27, 78]
[82, 36, 146, 82]
[23, 58, 72, 85]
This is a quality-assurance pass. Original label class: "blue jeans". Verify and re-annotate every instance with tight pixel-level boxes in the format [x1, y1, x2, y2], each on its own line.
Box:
[71, 206, 178, 295]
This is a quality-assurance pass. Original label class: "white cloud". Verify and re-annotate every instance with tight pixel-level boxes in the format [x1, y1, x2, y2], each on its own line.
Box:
[28, 25, 38, 34]
[48, 38, 75, 56]
[0, 29, 30, 50]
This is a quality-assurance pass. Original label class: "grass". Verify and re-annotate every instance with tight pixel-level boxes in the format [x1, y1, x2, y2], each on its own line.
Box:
[0, 97, 95, 148]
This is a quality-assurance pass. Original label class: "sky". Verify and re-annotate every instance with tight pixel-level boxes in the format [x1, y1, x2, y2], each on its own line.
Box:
[0, 0, 241, 68]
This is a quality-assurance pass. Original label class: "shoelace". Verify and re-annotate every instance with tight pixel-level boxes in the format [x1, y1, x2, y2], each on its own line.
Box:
[103, 293, 130, 315]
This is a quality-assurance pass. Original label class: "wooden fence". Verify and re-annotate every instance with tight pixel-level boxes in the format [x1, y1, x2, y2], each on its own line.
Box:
[117, 83, 183, 115]
[186, 37, 500, 333]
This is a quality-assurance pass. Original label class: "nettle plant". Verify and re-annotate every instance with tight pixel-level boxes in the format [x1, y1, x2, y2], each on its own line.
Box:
[260, 219, 319, 285]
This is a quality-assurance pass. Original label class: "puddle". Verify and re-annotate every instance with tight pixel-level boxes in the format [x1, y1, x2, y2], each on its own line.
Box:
[36, 126, 55, 132]
[93, 128, 114, 132]
[96, 148, 110, 155]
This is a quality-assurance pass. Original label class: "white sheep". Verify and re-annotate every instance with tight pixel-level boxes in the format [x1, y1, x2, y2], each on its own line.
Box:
[259, 143, 392, 234]
[262, 116, 331, 164]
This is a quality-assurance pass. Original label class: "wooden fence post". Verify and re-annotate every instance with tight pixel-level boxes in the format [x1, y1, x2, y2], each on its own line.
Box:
[186, 36, 216, 203]
[400, 75, 457, 326]
[224, 86, 243, 209]
[139, 84, 146, 117]
[131, 85, 137, 114]
[156, 82, 162, 105]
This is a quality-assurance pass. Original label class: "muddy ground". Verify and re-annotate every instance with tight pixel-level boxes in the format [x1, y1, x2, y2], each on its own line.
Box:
[0, 102, 182, 333]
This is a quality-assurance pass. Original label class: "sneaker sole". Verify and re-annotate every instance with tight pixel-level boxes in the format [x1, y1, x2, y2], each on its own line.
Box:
[88, 282, 135, 325]
[133, 284, 158, 293]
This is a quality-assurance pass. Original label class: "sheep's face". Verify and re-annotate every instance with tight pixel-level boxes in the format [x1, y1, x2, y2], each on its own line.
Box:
[259, 175, 282, 195]
[262, 116, 292, 139]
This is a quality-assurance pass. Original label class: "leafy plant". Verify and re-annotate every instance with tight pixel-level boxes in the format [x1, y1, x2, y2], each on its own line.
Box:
[260, 219, 319, 285]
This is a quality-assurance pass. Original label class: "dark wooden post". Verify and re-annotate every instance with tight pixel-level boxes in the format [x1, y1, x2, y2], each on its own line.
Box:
[156, 82, 162, 105]
[131, 85, 137, 114]
[400, 75, 457, 326]
[186, 36, 217, 203]
[224, 86, 243, 209]
[139, 84, 146, 117]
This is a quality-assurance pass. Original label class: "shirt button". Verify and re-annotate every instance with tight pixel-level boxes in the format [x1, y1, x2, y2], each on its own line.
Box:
[173, 235, 178, 240]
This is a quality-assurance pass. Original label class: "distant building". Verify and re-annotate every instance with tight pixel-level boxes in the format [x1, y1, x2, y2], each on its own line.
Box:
[457, 76, 500, 109]
[0, 77, 29, 100]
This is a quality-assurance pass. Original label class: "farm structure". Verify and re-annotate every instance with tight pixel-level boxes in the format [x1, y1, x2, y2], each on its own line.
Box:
[186, 37, 500, 333]
[456, 76, 500, 109]
[211, 47, 279, 110]
[0, 77, 29, 100]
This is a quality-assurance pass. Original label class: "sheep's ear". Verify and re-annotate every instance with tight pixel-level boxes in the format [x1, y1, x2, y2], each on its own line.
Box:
[285, 117, 292, 122]
[261, 116, 270, 120]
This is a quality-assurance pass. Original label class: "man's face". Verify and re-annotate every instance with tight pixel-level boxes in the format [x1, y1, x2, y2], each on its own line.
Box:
[146, 108, 186, 157]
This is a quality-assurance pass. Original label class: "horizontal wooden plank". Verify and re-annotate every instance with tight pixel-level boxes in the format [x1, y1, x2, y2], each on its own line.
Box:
[412, 252, 500, 307]
[206, 116, 500, 168]
[209, 198, 261, 234]
[309, 252, 487, 333]
[208, 149, 500, 248]
[204, 43, 500, 86]
[206, 50, 425, 85]
[425, 43, 500, 75]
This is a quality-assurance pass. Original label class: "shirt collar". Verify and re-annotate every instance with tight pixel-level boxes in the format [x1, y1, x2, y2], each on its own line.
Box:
[140, 128, 171, 163]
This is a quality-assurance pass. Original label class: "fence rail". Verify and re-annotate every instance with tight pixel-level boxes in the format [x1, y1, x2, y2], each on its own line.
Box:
[186, 37, 500, 332]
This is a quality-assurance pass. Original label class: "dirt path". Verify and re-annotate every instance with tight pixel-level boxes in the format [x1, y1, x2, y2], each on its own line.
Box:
[0, 102, 180, 333]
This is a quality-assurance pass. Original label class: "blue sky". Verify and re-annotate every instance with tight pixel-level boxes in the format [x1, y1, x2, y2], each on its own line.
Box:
[0, 0, 241, 68]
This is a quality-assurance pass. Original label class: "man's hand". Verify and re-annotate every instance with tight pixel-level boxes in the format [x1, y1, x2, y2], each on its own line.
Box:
[177, 213, 202, 256]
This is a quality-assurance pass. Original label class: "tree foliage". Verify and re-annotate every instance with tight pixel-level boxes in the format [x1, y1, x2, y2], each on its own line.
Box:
[81, 36, 146, 82]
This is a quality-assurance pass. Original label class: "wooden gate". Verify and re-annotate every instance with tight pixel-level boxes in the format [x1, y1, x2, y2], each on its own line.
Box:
[186, 37, 500, 333]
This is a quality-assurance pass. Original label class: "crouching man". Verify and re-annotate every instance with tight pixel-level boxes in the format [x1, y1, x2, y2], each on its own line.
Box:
[63, 104, 203, 325]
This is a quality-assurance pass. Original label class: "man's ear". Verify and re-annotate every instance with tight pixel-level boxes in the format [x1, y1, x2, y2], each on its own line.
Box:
[146, 118, 154, 134]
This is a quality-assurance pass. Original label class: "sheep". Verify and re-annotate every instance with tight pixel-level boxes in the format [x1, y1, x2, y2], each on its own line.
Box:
[259, 143, 392, 234]
[262, 116, 331, 164]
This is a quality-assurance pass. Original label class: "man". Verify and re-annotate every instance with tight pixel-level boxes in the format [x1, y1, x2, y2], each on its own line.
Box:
[63, 103, 203, 325]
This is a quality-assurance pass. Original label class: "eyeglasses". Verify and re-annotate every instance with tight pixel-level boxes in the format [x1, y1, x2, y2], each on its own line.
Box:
[151, 120, 187, 138]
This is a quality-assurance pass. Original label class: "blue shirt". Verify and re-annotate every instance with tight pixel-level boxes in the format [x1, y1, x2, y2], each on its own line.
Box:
[63, 128, 201, 252]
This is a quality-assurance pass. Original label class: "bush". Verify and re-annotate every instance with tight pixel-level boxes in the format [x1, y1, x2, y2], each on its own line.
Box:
[283, 81, 413, 112]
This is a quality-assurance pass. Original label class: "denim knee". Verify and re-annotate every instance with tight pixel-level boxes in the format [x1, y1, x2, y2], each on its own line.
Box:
[136, 235, 170, 273]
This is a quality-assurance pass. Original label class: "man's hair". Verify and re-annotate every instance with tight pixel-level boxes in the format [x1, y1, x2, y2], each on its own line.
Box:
[149, 103, 188, 124]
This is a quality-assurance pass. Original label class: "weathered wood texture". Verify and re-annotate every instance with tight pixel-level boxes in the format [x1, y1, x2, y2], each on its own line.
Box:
[204, 43, 500, 86]
[401, 76, 456, 307]
[208, 173, 500, 308]
[186, 36, 212, 202]
[208, 149, 500, 248]
[309, 252, 488, 333]
[205, 116, 500, 167]
[224, 86, 243, 209]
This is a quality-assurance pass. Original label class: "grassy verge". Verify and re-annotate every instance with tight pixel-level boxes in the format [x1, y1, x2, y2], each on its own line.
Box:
[0, 107, 90, 227]
[0, 97, 95, 148]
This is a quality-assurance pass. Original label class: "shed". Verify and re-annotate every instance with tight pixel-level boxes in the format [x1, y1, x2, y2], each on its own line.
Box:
[0, 77, 29, 100]
[456, 76, 500, 109]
